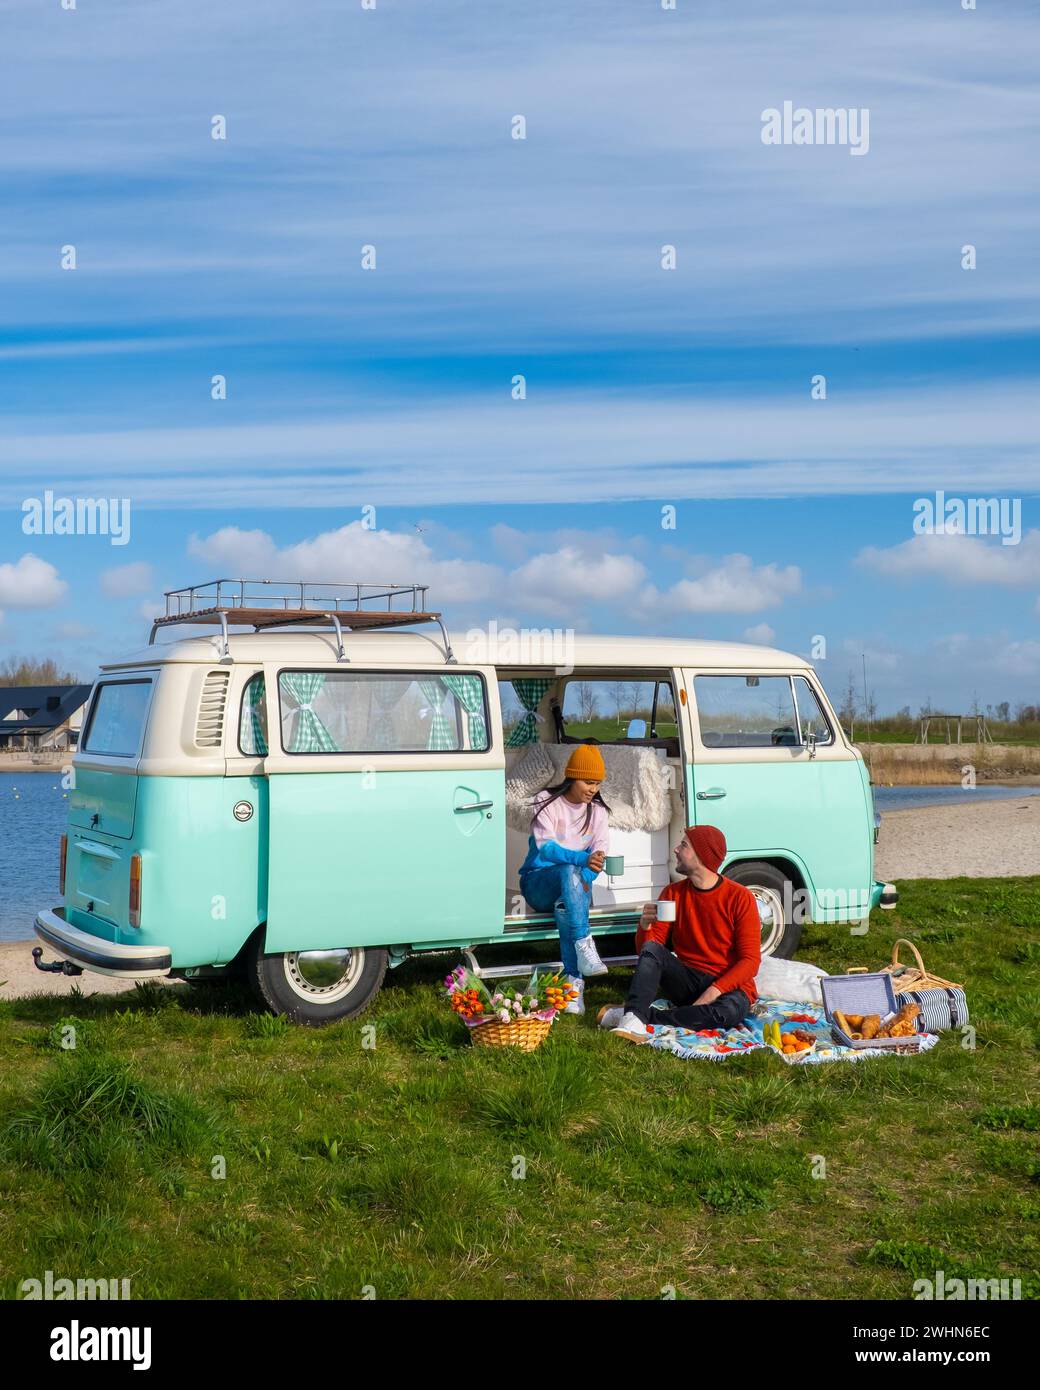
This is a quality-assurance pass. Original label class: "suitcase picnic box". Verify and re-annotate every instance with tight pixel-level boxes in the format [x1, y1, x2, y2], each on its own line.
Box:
[820, 972, 928, 1053]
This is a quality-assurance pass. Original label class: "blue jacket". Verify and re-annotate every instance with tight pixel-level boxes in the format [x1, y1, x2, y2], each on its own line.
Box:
[519, 836, 598, 888]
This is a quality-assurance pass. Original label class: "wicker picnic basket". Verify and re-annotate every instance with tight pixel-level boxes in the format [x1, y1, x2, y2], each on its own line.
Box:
[469, 1016, 553, 1051]
[879, 939, 962, 993]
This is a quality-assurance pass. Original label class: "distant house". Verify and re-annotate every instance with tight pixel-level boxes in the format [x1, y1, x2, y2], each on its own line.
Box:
[0, 685, 93, 753]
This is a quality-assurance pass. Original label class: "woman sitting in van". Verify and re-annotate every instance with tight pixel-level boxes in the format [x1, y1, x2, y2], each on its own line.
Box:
[518, 744, 610, 1015]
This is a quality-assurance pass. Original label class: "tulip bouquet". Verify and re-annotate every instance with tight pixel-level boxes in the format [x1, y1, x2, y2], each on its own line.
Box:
[442, 965, 580, 1048]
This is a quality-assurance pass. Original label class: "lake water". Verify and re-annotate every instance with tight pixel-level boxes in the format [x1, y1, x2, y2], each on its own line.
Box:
[2, 772, 1038, 943]
[873, 783, 1040, 812]
[0, 772, 70, 942]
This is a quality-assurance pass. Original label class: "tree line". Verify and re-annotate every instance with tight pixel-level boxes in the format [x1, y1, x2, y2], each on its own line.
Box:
[1, 656, 82, 687]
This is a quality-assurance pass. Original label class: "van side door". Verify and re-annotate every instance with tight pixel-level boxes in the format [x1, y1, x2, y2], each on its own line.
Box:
[260, 663, 505, 952]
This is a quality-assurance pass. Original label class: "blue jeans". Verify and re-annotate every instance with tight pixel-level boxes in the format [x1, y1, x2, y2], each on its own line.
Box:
[520, 864, 592, 976]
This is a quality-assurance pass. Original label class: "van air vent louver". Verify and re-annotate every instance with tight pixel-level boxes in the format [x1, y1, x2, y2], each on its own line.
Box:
[195, 670, 230, 748]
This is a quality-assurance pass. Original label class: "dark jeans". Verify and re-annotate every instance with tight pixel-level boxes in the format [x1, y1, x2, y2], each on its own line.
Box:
[625, 940, 750, 1028]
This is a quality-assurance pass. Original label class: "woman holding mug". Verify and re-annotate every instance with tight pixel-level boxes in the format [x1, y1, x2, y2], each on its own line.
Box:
[518, 744, 611, 1014]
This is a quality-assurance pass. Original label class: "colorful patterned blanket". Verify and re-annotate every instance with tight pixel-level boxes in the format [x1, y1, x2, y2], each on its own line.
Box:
[646, 997, 940, 1063]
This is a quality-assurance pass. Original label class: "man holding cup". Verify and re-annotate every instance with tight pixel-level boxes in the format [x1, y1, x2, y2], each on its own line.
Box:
[598, 825, 761, 1043]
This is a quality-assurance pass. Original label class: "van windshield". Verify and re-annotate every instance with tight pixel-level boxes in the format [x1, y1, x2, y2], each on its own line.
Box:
[82, 679, 153, 757]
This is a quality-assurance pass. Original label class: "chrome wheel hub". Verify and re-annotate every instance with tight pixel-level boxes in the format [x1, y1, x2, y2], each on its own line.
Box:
[750, 887, 786, 956]
[282, 948, 363, 1003]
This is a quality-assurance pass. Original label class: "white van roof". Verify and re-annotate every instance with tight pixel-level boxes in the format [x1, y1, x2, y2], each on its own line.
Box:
[100, 629, 811, 672]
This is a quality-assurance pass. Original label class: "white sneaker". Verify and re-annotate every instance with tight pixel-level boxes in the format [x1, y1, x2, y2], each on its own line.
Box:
[574, 935, 608, 977]
[563, 976, 585, 1016]
[597, 1004, 625, 1031]
[611, 1011, 651, 1044]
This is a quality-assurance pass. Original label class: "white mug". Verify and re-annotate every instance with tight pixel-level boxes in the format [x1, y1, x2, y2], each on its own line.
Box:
[656, 900, 677, 922]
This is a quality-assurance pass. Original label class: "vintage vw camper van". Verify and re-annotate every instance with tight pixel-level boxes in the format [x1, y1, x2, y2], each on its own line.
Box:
[33, 580, 895, 1024]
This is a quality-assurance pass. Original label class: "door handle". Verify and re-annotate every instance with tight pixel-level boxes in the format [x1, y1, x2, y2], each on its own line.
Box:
[696, 787, 727, 800]
[454, 800, 494, 813]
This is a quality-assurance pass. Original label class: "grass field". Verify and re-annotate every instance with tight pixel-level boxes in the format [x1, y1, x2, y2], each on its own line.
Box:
[1, 879, 1038, 1301]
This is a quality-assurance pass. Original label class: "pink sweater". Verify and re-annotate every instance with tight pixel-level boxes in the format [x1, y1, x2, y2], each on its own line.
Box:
[531, 791, 609, 856]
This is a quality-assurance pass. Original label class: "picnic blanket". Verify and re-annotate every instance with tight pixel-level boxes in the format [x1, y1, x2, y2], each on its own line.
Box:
[645, 996, 940, 1063]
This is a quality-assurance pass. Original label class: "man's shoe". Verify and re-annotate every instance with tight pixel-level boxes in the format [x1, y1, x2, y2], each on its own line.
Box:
[563, 975, 585, 1015]
[574, 935, 609, 977]
[611, 1011, 651, 1043]
[597, 1004, 625, 1031]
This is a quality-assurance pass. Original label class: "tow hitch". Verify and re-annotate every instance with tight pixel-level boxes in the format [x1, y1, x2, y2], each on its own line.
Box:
[31, 947, 83, 977]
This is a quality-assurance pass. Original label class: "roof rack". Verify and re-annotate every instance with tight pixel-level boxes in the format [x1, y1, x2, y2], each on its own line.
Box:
[149, 579, 455, 663]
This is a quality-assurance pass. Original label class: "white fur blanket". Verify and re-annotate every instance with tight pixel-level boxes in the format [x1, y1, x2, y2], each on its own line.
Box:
[505, 743, 673, 833]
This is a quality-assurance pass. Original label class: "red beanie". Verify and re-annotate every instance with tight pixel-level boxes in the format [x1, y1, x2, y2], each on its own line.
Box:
[685, 824, 726, 873]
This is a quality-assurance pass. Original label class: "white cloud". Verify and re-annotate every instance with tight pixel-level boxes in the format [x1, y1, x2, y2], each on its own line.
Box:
[663, 554, 802, 614]
[0, 554, 66, 609]
[100, 562, 154, 598]
[857, 530, 1040, 586]
[742, 623, 776, 645]
[2, 379, 1035, 509]
[188, 523, 502, 610]
[510, 547, 647, 616]
[188, 527, 279, 572]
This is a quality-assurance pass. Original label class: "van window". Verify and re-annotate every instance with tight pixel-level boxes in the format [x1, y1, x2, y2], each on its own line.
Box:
[239, 673, 269, 756]
[277, 670, 490, 754]
[82, 679, 153, 757]
[694, 675, 798, 747]
[793, 676, 834, 746]
[560, 678, 677, 741]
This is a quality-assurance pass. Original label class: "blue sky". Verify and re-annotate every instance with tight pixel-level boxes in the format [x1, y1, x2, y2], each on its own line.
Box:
[0, 0, 1038, 712]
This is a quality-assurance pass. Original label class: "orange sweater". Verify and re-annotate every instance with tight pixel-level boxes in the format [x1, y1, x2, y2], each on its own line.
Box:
[635, 875, 762, 1004]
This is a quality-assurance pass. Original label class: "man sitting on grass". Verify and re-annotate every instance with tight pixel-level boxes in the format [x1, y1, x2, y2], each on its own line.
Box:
[598, 824, 761, 1044]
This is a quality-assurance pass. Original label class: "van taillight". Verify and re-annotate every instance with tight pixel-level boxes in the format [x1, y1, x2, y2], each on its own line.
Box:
[129, 854, 142, 928]
[59, 835, 67, 896]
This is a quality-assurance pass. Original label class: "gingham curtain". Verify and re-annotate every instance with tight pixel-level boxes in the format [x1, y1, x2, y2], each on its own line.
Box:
[417, 679, 456, 751]
[440, 675, 487, 750]
[240, 675, 268, 756]
[505, 677, 552, 747]
[281, 672, 338, 753]
[370, 678, 410, 750]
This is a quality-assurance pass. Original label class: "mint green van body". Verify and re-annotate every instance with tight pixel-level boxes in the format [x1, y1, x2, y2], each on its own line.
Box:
[35, 626, 893, 1023]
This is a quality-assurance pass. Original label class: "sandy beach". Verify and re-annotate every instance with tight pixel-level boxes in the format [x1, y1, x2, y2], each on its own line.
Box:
[0, 944, 186, 1003]
[873, 795, 1040, 882]
[3, 797, 1037, 1002]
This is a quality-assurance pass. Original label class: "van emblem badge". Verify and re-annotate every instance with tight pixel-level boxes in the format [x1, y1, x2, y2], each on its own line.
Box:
[233, 801, 254, 822]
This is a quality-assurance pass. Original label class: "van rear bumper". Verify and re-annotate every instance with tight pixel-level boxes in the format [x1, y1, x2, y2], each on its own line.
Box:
[34, 907, 172, 979]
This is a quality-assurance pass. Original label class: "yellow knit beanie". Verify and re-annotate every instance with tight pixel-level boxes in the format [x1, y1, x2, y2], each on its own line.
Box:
[564, 744, 606, 782]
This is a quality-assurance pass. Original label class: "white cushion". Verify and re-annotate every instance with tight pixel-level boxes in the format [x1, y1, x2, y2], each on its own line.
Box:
[754, 953, 828, 1005]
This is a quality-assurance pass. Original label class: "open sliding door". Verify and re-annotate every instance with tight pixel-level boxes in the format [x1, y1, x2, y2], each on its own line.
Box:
[261, 662, 505, 953]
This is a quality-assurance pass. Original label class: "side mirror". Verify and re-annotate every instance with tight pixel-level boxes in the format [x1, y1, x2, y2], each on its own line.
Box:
[626, 718, 647, 739]
[805, 729, 818, 758]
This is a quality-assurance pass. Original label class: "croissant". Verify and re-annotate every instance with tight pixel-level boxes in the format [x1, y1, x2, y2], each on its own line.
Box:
[860, 1014, 882, 1040]
[879, 1002, 921, 1038]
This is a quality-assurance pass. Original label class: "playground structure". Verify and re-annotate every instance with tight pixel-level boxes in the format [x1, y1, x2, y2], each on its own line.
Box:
[917, 713, 993, 745]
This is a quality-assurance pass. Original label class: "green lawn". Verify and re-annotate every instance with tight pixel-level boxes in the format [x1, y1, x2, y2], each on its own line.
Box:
[1, 878, 1038, 1301]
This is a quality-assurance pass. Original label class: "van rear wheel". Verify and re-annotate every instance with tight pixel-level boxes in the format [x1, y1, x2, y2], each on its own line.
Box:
[246, 934, 387, 1025]
[724, 861, 801, 960]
